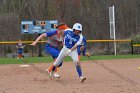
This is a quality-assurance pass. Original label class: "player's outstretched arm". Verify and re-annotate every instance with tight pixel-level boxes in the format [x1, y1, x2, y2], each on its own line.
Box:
[65, 44, 79, 56]
[30, 33, 47, 46]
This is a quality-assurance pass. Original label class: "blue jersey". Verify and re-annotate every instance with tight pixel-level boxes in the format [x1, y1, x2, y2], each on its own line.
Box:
[63, 29, 83, 49]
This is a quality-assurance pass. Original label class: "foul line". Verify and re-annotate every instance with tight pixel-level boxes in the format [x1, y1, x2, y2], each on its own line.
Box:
[92, 61, 138, 86]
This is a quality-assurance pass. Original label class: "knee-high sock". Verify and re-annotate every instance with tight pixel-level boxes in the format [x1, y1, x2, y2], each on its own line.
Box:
[76, 65, 82, 77]
[78, 55, 80, 60]
[58, 62, 63, 67]
[54, 62, 63, 72]
[48, 62, 63, 72]
[48, 65, 54, 72]
[52, 66, 56, 71]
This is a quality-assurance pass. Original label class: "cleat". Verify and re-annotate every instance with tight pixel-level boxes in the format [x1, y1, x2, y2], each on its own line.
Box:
[80, 76, 86, 82]
[46, 69, 60, 78]
[53, 73, 60, 78]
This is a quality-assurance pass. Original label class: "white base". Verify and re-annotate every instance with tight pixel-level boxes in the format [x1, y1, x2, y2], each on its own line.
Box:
[20, 64, 30, 67]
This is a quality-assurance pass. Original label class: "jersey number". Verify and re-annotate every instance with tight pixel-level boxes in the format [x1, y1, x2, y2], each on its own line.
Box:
[69, 40, 72, 44]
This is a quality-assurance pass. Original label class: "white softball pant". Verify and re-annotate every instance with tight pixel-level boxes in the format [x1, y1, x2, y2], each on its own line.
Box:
[53, 46, 79, 67]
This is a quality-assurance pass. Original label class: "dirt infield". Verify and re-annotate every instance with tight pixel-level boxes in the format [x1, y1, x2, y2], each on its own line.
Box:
[0, 59, 140, 93]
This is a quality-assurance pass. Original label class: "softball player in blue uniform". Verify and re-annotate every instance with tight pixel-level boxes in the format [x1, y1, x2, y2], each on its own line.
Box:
[16, 40, 25, 59]
[77, 36, 90, 60]
[50, 23, 86, 82]
[30, 26, 67, 78]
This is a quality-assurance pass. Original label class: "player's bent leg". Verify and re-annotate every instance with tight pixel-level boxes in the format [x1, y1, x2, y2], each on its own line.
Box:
[75, 61, 82, 77]
[75, 60, 86, 82]
[46, 66, 60, 78]
[71, 49, 86, 82]
[45, 46, 63, 78]
[49, 47, 67, 78]
[46, 62, 63, 78]
[53, 48, 66, 67]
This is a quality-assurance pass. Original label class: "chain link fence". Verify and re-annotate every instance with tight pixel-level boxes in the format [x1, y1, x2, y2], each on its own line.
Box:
[0, 40, 140, 58]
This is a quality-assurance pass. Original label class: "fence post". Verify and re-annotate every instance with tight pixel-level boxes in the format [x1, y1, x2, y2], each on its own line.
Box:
[131, 40, 134, 55]
[4, 44, 7, 58]
[38, 34, 43, 57]
[31, 46, 33, 57]
[107, 42, 110, 55]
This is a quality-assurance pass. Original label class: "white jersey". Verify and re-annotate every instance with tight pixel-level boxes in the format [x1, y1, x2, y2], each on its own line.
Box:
[16, 43, 25, 49]
[46, 30, 63, 47]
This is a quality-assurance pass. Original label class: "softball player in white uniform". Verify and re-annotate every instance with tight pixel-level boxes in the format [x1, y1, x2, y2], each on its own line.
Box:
[50, 23, 86, 82]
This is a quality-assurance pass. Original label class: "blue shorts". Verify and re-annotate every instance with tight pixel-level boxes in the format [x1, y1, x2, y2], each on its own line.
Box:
[18, 48, 23, 54]
[45, 43, 60, 59]
[77, 45, 86, 56]
[45, 43, 63, 67]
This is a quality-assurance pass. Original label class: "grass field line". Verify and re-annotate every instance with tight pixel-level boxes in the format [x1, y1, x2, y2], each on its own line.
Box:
[0, 54, 140, 64]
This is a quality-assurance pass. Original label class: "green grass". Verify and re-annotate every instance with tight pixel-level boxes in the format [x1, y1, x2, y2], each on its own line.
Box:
[0, 56, 71, 64]
[0, 54, 140, 64]
[88, 54, 140, 60]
